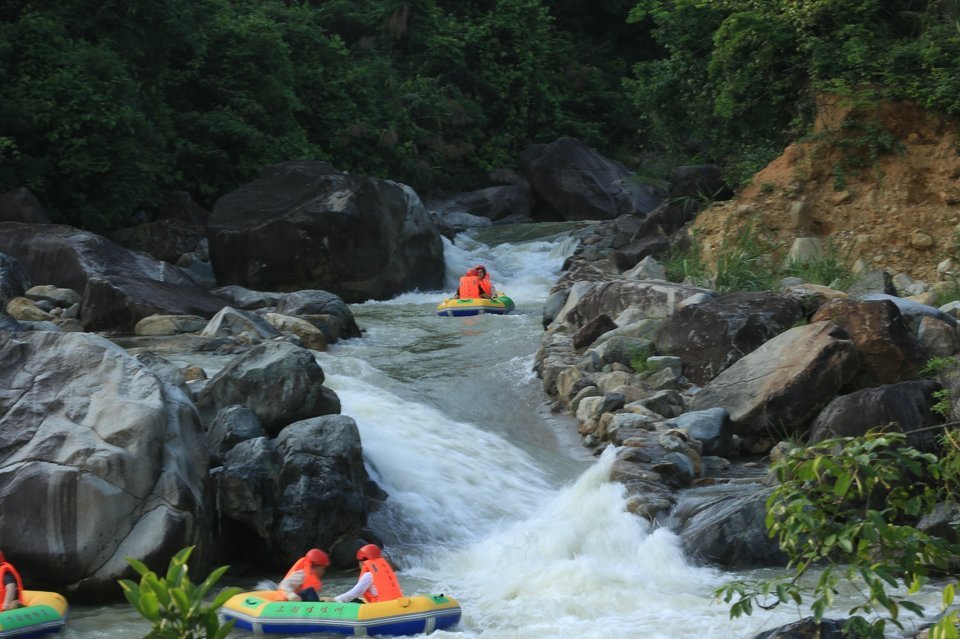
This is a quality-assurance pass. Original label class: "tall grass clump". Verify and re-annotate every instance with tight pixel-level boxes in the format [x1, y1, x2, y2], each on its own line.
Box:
[663, 233, 712, 287]
[712, 222, 780, 292]
[664, 222, 780, 292]
[781, 238, 853, 289]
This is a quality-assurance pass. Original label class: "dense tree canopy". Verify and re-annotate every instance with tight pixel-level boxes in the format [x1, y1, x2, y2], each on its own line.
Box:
[626, 0, 960, 182]
[1, 0, 959, 229]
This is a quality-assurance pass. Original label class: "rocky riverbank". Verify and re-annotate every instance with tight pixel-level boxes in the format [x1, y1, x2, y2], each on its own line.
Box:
[534, 212, 960, 637]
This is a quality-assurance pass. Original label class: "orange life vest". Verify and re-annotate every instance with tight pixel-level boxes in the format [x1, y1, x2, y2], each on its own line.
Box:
[283, 557, 323, 592]
[458, 275, 481, 299]
[477, 274, 493, 297]
[359, 558, 403, 603]
[0, 562, 24, 606]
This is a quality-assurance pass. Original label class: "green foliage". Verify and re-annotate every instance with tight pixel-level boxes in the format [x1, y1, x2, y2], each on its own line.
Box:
[921, 355, 960, 423]
[666, 224, 856, 292]
[6, 0, 960, 231]
[0, 0, 635, 229]
[715, 432, 960, 638]
[662, 223, 782, 292]
[624, 0, 960, 189]
[118, 546, 241, 639]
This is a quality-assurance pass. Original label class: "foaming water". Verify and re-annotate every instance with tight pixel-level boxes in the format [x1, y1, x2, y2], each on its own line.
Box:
[402, 449, 796, 639]
[318, 368, 554, 548]
[365, 233, 566, 306]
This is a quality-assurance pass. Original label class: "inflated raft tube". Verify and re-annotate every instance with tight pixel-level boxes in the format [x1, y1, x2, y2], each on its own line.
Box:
[220, 591, 461, 636]
[436, 294, 515, 317]
[0, 591, 68, 639]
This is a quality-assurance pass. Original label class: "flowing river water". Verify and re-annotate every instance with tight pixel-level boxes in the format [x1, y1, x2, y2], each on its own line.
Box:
[59, 226, 940, 638]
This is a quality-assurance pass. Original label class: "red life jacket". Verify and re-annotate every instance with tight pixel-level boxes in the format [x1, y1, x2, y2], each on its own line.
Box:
[284, 557, 323, 592]
[359, 558, 403, 603]
[0, 562, 25, 606]
[458, 275, 481, 299]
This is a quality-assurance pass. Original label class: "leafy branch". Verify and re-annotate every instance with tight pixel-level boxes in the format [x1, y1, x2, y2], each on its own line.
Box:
[118, 546, 241, 639]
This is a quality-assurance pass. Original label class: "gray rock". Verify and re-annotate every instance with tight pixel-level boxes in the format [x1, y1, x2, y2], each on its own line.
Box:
[0, 331, 208, 597]
[675, 489, 788, 568]
[197, 341, 340, 435]
[690, 322, 860, 443]
[208, 160, 444, 302]
[206, 405, 266, 465]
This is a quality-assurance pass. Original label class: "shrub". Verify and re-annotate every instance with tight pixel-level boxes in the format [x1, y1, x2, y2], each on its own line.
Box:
[119, 546, 240, 639]
[716, 431, 960, 639]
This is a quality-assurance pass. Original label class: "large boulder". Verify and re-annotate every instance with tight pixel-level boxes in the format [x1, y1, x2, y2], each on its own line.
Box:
[275, 290, 361, 340]
[81, 276, 228, 333]
[655, 292, 805, 385]
[811, 298, 928, 387]
[808, 380, 944, 451]
[675, 489, 788, 568]
[690, 322, 861, 447]
[207, 160, 444, 302]
[0, 187, 50, 224]
[196, 341, 341, 435]
[0, 223, 195, 293]
[427, 184, 532, 226]
[214, 415, 369, 567]
[110, 218, 205, 264]
[520, 138, 666, 221]
[0, 331, 209, 599]
[0, 223, 227, 332]
[554, 280, 713, 331]
[635, 164, 729, 238]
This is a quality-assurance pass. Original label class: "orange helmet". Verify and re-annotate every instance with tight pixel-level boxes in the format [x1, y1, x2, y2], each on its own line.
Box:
[475, 264, 487, 274]
[356, 544, 382, 561]
[305, 548, 330, 566]
[466, 268, 478, 276]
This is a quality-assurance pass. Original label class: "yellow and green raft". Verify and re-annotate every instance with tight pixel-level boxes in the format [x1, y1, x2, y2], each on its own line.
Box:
[220, 591, 461, 636]
[0, 591, 67, 639]
[436, 293, 515, 317]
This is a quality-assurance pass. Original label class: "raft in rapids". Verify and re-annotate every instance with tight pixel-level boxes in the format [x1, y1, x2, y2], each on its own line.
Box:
[435, 294, 515, 317]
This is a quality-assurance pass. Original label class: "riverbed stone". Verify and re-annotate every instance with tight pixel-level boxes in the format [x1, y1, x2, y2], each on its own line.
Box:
[675, 488, 788, 569]
[264, 312, 328, 351]
[135, 314, 208, 336]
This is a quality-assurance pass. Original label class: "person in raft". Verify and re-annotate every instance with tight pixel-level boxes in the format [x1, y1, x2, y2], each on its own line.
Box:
[330, 544, 404, 604]
[0, 551, 24, 611]
[455, 268, 482, 299]
[474, 264, 494, 298]
[278, 548, 330, 602]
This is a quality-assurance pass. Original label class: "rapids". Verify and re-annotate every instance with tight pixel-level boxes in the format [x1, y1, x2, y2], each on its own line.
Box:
[59, 226, 938, 638]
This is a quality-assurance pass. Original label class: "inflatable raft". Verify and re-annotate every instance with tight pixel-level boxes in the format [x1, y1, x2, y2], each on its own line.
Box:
[220, 591, 461, 635]
[0, 591, 67, 639]
[436, 294, 515, 317]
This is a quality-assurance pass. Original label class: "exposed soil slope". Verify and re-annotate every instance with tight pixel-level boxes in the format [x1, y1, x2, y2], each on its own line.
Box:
[692, 96, 960, 285]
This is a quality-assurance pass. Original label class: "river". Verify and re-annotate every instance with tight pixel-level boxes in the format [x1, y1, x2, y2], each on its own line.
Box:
[58, 226, 938, 638]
